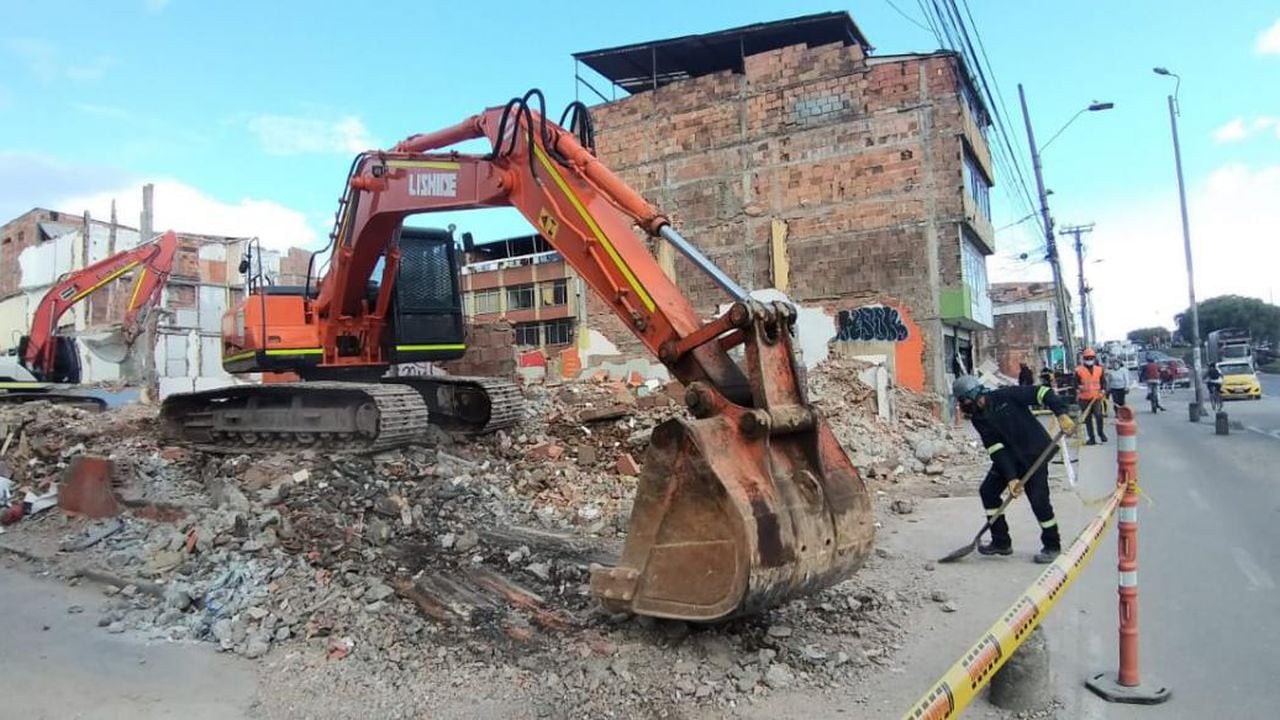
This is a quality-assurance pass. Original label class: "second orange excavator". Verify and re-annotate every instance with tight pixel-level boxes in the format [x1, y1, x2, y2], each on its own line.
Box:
[160, 91, 874, 621]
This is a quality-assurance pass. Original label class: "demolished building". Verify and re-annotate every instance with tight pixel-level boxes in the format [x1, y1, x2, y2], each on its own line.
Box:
[569, 11, 997, 398]
[0, 207, 314, 396]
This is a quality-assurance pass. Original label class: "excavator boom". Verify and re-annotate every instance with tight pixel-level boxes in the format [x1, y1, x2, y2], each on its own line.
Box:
[21, 230, 179, 380]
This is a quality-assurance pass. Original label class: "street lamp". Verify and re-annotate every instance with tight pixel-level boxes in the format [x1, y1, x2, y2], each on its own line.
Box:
[1017, 85, 1114, 370]
[1154, 66, 1206, 421]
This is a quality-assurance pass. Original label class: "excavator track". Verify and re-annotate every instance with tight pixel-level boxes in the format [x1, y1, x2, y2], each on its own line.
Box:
[0, 392, 107, 411]
[160, 382, 429, 454]
[388, 376, 522, 433]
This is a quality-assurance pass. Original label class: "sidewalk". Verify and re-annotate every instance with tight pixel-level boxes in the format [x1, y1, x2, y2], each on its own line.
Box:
[739, 433, 1122, 718]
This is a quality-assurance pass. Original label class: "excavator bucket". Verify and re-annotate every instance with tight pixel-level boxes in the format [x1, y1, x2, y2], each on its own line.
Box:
[590, 303, 875, 621]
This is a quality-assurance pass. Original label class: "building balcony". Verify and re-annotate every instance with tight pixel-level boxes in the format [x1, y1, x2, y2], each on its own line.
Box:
[462, 250, 563, 276]
[961, 193, 995, 255]
[941, 284, 993, 331]
[960, 113, 993, 187]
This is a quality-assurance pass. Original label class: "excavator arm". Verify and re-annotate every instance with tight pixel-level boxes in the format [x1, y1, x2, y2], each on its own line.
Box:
[313, 93, 874, 621]
[21, 230, 178, 381]
[318, 99, 752, 398]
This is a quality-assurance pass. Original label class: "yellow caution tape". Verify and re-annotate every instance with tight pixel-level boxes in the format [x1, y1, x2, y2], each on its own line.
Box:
[902, 484, 1126, 720]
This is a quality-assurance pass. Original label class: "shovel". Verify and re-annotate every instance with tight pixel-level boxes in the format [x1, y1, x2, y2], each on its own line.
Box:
[938, 396, 1098, 563]
[937, 415, 1085, 564]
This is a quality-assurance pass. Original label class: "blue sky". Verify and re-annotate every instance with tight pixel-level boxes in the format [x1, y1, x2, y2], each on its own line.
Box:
[3, 0, 1278, 339]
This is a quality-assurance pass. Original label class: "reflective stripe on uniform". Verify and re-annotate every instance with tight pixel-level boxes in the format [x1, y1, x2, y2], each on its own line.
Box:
[1036, 385, 1050, 406]
[1039, 518, 1058, 529]
[986, 442, 1006, 455]
[986, 508, 1002, 517]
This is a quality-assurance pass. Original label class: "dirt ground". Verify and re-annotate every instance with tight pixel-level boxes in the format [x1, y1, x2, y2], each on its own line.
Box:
[2, 360, 1032, 718]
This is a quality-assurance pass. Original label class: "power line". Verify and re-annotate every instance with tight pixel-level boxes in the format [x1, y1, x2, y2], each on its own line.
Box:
[956, 0, 1043, 227]
[884, 0, 933, 33]
[928, 0, 1039, 216]
[914, 0, 944, 45]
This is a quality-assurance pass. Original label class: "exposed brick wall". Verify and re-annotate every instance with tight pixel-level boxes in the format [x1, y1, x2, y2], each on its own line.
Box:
[0, 209, 59, 299]
[588, 42, 982, 394]
[439, 321, 516, 379]
[279, 247, 313, 286]
[992, 310, 1049, 375]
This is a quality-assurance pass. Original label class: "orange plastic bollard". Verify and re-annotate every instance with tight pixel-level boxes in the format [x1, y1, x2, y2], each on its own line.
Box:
[1086, 406, 1171, 704]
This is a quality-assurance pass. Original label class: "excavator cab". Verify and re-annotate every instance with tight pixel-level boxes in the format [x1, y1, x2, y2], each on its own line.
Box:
[16, 334, 82, 383]
[386, 227, 466, 364]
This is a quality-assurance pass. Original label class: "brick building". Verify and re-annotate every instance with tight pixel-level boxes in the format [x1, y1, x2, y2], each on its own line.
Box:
[572, 12, 995, 395]
[1, 206, 314, 395]
[459, 233, 587, 354]
[982, 281, 1069, 376]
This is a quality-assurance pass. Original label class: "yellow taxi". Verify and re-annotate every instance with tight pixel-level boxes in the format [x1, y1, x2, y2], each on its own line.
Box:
[1217, 361, 1262, 400]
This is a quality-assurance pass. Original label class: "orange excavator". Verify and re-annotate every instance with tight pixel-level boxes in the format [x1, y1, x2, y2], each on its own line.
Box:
[160, 91, 873, 620]
[0, 230, 179, 408]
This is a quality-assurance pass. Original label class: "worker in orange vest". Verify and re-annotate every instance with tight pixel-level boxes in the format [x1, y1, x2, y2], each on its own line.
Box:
[1075, 347, 1107, 444]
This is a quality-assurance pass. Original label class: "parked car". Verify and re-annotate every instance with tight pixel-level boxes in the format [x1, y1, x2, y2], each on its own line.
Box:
[1217, 360, 1262, 400]
[1159, 358, 1191, 388]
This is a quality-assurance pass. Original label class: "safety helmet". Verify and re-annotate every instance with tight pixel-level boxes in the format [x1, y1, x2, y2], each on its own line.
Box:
[1082, 348, 1097, 359]
[952, 375, 985, 401]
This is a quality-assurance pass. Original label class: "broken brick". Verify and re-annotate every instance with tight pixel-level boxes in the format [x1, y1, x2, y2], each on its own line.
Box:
[616, 453, 641, 476]
[579, 405, 633, 423]
[528, 442, 565, 460]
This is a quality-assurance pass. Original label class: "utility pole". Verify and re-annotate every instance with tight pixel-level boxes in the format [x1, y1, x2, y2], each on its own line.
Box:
[1155, 67, 1205, 420]
[1061, 223, 1096, 347]
[1018, 84, 1075, 369]
[139, 183, 158, 404]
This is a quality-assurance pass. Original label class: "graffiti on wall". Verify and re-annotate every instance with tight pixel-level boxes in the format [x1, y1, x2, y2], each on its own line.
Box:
[831, 300, 925, 393]
[836, 305, 910, 343]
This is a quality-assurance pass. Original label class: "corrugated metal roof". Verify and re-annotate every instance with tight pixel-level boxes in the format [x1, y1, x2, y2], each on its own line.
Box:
[573, 12, 871, 94]
[37, 221, 79, 242]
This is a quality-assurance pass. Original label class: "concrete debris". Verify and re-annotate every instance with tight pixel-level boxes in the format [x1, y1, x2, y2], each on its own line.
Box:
[0, 357, 975, 714]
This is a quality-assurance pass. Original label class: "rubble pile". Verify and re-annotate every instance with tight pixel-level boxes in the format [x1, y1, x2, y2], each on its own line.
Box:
[0, 364, 979, 713]
[807, 359, 986, 494]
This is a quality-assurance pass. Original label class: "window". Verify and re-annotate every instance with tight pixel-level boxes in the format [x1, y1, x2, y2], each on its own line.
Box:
[960, 81, 989, 137]
[514, 323, 540, 346]
[541, 278, 568, 307]
[472, 288, 500, 314]
[960, 231, 994, 328]
[1, 236, 9, 245]
[506, 284, 535, 310]
[962, 150, 991, 222]
[543, 318, 574, 346]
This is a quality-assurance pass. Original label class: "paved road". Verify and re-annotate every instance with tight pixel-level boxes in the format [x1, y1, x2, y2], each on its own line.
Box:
[1050, 383, 1280, 718]
[0, 562, 257, 719]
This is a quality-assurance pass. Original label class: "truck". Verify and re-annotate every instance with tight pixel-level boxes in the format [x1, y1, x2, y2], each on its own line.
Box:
[1103, 340, 1142, 372]
[1207, 328, 1252, 369]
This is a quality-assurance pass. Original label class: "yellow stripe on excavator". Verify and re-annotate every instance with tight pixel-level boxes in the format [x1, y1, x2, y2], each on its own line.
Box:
[223, 348, 324, 363]
[70, 260, 139, 302]
[530, 144, 656, 313]
[385, 160, 462, 170]
[127, 268, 149, 311]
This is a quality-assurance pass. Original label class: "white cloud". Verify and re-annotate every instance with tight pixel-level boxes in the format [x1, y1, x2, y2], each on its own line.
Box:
[1075, 163, 1280, 340]
[144, 0, 171, 12]
[1257, 19, 1280, 55]
[58, 179, 317, 251]
[1209, 116, 1279, 143]
[4, 37, 113, 82]
[5, 38, 59, 81]
[1213, 118, 1248, 143]
[246, 114, 376, 155]
[64, 55, 115, 82]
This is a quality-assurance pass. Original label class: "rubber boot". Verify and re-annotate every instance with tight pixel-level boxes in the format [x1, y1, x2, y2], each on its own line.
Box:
[978, 539, 1013, 556]
[1033, 547, 1061, 564]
